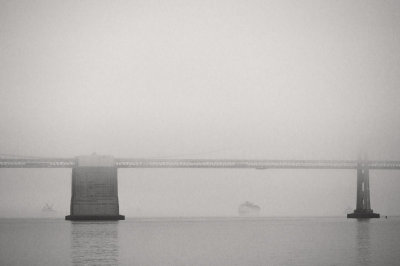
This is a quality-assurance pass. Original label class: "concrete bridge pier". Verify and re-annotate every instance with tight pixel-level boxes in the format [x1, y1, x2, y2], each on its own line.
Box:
[65, 155, 125, 221]
[347, 160, 380, 219]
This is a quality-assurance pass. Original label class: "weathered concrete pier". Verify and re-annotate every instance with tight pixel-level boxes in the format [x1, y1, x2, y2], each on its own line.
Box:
[65, 155, 125, 221]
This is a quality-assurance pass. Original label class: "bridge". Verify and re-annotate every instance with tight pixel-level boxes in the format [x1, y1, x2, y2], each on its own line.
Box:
[1, 154, 400, 220]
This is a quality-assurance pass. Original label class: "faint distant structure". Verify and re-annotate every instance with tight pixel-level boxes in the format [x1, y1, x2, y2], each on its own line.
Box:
[41, 203, 57, 217]
[345, 206, 353, 214]
[238, 201, 261, 216]
[42, 203, 56, 212]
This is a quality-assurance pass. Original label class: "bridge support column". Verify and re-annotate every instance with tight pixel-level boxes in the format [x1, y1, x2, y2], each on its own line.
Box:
[65, 155, 125, 221]
[347, 160, 379, 219]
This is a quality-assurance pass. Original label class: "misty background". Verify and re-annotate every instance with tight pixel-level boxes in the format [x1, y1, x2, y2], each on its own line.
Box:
[1, 0, 400, 217]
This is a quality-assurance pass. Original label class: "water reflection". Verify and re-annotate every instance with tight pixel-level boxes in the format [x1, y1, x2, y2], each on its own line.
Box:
[356, 219, 371, 266]
[71, 222, 119, 266]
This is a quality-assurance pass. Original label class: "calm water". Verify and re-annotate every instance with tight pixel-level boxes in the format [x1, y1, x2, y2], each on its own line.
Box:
[0, 217, 399, 266]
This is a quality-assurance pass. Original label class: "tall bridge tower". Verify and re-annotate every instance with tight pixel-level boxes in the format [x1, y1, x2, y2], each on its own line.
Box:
[347, 158, 380, 219]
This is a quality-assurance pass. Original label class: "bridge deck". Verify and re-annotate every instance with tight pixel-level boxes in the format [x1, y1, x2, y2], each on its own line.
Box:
[1, 158, 400, 169]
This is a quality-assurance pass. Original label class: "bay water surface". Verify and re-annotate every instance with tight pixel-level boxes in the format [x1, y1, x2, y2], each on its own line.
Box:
[1, 217, 399, 266]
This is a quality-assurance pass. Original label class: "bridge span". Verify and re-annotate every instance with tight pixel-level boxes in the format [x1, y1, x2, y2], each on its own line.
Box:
[1, 157, 400, 169]
[1, 155, 399, 220]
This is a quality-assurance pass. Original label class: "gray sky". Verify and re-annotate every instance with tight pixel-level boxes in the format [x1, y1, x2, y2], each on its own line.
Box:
[1, 0, 400, 217]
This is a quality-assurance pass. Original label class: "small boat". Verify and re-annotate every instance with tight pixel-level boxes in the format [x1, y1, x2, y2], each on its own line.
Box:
[238, 201, 261, 216]
[41, 203, 57, 218]
[42, 203, 56, 212]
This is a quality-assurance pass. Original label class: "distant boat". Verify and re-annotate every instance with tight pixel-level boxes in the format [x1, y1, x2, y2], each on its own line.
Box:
[345, 206, 353, 214]
[42, 203, 56, 213]
[238, 201, 261, 216]
[41, 203, 57, 218]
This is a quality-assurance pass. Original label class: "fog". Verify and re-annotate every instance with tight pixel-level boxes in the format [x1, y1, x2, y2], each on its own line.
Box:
[1, 0, 400, 217]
